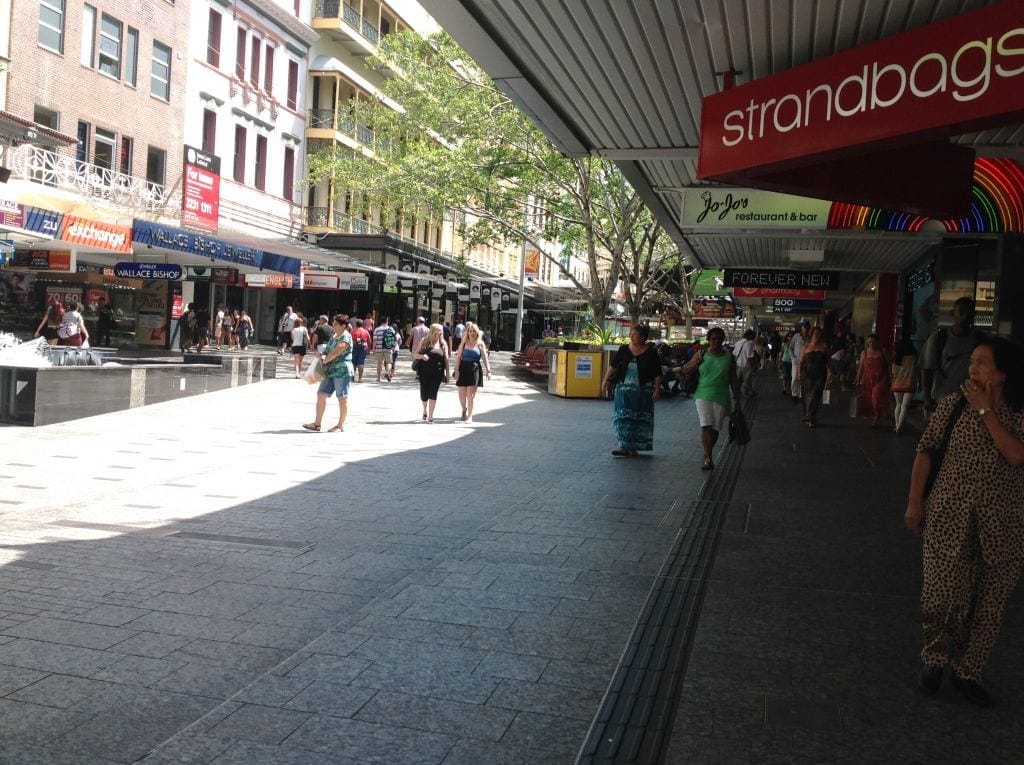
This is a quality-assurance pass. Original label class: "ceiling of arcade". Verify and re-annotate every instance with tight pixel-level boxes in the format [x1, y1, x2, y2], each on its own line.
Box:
[423, 0, 1024, 309]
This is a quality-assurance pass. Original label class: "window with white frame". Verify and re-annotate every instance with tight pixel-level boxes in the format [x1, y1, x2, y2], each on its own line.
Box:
[38, 0, 65, 53]
[151, 41, 171, 100]
[98, 13, 122, 78]
[80, 5, 96, 67]
[125, 27, 138, 86]
[94, 128, 116, 171]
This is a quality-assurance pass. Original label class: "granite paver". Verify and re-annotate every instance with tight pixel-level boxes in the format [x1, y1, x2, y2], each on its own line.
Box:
[6, 352, 1018, 762]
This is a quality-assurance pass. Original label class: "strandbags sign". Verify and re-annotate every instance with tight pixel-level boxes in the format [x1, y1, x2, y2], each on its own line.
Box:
[132, 220, 301, 275]
[114, 262, 182, 280]
[699, 3, 1024, 178]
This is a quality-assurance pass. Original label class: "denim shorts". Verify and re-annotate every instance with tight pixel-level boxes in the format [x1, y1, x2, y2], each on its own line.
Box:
[318, 375, 351, 398]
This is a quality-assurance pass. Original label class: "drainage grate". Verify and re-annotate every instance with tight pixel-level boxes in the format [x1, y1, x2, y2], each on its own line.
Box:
[577, 397, 758, 764]
[165, 531, 313, 551]
[577, 499, 731, 763]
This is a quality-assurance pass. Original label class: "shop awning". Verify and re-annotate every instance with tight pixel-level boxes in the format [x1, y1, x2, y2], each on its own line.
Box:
[0, 111, 77, 150]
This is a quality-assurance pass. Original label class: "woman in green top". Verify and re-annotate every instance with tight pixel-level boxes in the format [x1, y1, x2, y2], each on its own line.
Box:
[681, 327, 741, 470]
[303, 314, 353, 433]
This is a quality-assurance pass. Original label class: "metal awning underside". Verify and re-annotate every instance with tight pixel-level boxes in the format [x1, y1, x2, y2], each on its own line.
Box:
[422, 0, 1023, 286]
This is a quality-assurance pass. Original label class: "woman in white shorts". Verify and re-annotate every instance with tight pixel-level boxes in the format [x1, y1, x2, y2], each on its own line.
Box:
[681, 327, 740, 471]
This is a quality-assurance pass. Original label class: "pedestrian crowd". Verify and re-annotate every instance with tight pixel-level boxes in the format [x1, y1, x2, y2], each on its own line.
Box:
[593, 297, 1024, 711]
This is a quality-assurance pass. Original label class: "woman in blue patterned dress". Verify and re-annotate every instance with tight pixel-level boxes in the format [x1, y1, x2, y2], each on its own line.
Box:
[601, 325, 662, 457]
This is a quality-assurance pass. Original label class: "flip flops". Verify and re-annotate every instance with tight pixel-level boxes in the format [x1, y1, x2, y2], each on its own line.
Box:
[302, 423, 320, 432]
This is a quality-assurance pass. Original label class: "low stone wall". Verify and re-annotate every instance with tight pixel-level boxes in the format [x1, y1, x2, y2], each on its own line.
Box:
[0, 353, 276, 426]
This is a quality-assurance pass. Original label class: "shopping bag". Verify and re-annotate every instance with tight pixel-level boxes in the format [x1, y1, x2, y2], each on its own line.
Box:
[728, 409, 751, 445]
[849, 395, 858, 418]
[821, 388, 831, 405]
[304, 360, 327, 384]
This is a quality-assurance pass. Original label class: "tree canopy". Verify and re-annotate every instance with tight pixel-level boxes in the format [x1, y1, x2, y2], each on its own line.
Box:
[306, 30, 679, 324]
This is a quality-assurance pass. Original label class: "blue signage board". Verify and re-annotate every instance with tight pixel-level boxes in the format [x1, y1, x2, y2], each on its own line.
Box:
[24, 206, 63, 239]
[131, 220, 301, 276]
[772, 298, 824, 312]
[115, 262, 183, 280]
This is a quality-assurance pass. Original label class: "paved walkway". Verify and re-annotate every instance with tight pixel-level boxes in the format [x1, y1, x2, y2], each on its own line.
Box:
[0, 354, 1020, 763]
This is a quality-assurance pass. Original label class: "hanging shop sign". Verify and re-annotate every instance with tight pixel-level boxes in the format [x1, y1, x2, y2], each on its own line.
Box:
[338, 272, 368, 291]
[211, 267, 239, 284]
[61, 216, 133, 253]
[724, 269, 839, 291]
[185, 265, 211, 281]
[132, 220, 301, 275]
[771, 298, 825, 312]
[114, 262, 183, 280]
[0, 199, 24, 229]
[680, 188, 830, 228]
[0, 198, 62, 239]
[10, 249, 72, 271]
[245, 272, 296, 288]
[698, 3, 1023, 216]
[694, 299, 742, 319]
[734, 287, 826, 300]
[302, 272, 339, 290]
[181, 145, 221, 235]
[469, 280, 481, 303]
[398, 257, 415, 288]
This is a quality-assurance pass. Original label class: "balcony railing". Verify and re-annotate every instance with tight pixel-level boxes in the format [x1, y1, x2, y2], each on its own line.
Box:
[312, 0, 379, 45]
[305, 207, 379, 235]
[307, 109, 372, 147]
[7, 145, 178, 213]
[304, 207, 467, 269]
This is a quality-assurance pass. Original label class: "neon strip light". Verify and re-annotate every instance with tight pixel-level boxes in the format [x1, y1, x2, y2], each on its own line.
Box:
[827, 157, 1024, 233]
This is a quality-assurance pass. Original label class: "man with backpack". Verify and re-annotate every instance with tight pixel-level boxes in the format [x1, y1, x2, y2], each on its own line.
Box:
[920, 296, 984, 415]
[372, 316, 397, 382]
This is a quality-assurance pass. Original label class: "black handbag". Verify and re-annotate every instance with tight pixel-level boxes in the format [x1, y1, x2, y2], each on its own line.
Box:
[923, 395, 968, 498]
[728, 408, 751, 445]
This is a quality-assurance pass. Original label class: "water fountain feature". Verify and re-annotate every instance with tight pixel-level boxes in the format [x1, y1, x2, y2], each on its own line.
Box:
[0, 333, 275, 425]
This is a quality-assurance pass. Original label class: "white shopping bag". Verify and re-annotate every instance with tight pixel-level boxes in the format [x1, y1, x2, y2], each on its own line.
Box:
[821, 388, 831, 405]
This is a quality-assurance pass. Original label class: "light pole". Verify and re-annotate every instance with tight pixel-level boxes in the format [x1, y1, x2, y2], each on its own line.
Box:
[513, 201, 528, 352]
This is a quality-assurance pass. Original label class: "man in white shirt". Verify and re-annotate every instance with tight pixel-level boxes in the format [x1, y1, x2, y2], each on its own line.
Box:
[789, 320, 811, 402]
[731, 329, 757, 397]
[277, 306, 297, 355]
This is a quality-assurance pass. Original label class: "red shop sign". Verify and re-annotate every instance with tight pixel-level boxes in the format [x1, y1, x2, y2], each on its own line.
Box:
[699, 2, 1024, 179]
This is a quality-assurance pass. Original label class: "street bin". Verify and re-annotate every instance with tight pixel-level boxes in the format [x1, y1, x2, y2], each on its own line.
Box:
[548, 349, 603, 398]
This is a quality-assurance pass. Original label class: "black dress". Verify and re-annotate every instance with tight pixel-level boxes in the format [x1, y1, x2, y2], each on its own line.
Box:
[418, 346, 447, 401]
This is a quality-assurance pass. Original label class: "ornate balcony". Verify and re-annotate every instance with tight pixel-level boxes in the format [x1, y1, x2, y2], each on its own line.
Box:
[7, 144, 178, 214]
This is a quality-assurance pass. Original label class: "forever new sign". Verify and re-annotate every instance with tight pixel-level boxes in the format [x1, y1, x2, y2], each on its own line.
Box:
[699, 3, 1024, 176]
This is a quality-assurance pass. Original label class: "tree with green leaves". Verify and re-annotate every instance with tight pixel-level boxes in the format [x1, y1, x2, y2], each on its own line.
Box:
[306, 30, 678, 325]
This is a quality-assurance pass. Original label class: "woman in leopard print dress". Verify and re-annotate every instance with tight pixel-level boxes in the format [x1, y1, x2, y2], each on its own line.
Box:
[904, 336, 1024, 706]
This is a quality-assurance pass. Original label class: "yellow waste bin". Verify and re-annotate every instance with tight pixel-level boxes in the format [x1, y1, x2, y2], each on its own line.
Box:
[548, 349, 603, 398]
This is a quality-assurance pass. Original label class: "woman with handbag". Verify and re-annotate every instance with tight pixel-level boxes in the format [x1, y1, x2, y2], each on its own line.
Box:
[904, 337, 1024, 706]
[601, 324, 662, 457]
[856, 333, 891, 426]
[414, 323, 450, 423]
[680, 327, 740, 470]
[303, 315, 353, 433]
[797, 327, 832, 428]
